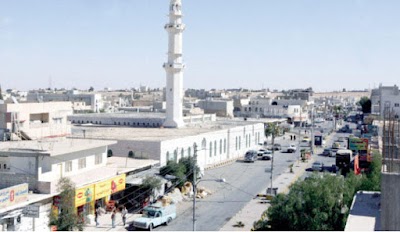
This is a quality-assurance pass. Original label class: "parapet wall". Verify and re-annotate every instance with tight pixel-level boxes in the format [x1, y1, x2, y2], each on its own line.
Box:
[381, 172, 400, 230]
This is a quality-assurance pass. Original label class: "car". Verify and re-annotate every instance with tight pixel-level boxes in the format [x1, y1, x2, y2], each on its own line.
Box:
[312, 161, 324, 171]
[257, 148, 269, 156]
[322, 148, 333, 157]
[287, 144, 297, 153]
[300, 139, 311, 147]
[244, 150, 257, 162]
[336, 137, 346, 143]
[261, 149, 273, 160]
[272, 144, 281, 151]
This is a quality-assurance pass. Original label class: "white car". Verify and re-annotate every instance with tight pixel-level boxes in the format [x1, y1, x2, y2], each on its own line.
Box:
[287, 144, 297, 153]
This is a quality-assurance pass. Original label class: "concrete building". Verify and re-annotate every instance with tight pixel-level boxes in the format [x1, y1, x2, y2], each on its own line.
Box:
[197, 99, 234, 117]
[69, 119, 265, 170]
[27, 90, 103, 113]
[0, 138, 158, 231]
[370, 85, 400, 117]
[0, 102, 72, 141]
[163, 0, 185, 128]
[345, 191, 381, 231]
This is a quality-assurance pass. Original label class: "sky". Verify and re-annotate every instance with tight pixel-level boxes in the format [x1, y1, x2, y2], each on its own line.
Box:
[0, 0, 399, 92]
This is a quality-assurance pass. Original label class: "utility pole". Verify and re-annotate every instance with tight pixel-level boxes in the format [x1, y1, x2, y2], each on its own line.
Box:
[193, 143, 197, 231]
[270, 132, 275, 191]
[311, 105, 315, 155]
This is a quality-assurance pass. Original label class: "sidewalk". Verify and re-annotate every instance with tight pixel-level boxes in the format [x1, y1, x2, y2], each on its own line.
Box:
[219, 155, 315, 231]
[83, 211, 141, 231]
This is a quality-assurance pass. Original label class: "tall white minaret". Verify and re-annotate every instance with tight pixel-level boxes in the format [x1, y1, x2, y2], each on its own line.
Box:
[163, 0, 185, 128]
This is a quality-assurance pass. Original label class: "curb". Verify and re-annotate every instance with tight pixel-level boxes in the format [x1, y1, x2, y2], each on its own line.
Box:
[205, 157, 240, 170]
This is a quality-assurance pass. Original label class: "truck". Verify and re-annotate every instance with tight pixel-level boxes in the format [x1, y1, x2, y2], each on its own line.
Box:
[336, 149, 352, 169]
[132, 203, 176, 230]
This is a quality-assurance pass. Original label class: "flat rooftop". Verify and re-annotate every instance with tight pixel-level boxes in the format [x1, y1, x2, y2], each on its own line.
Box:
[70, 118, 267, 141]
[345, 191, 381, 231]
[70, 112, 165, 119]
[0, 138, 116, 156]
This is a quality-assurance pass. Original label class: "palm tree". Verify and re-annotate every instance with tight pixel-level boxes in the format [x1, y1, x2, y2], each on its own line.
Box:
[265, 122, 280, 145]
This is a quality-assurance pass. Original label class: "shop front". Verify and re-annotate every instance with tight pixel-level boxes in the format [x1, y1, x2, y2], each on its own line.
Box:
[0, 184, 29, 231]
[74, 174, 126, 220]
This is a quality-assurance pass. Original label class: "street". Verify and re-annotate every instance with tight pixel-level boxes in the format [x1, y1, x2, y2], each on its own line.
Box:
[154, 135, 302, 231]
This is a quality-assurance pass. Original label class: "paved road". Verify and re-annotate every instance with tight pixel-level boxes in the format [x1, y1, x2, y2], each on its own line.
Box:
[154, 136, 300, 231]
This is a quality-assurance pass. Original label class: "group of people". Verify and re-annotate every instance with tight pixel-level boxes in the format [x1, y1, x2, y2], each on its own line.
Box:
[94, 204, 128, 228]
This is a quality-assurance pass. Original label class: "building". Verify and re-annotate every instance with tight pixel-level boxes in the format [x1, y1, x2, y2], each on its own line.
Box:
[0, 102, 72, 141]
[197, 99, 234, 117]
[370, 85, 400, 117]
[69, 118, 265, 170]
[0, 138, 158, 231]
[344, 191, 381, 231]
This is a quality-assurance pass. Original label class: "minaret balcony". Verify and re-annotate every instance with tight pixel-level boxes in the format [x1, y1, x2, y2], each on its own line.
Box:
[163, 63, 185, 70]
[164, 23, 185, 32]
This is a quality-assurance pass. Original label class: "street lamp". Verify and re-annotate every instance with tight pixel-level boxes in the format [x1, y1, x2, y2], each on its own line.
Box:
[193, 178, 226, 231]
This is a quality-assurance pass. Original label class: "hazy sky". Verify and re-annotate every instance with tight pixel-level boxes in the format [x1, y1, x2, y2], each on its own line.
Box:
[1, 0, 399, 91]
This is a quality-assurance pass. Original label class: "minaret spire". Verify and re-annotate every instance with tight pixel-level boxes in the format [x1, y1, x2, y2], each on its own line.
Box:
[163, 0, 185, 128]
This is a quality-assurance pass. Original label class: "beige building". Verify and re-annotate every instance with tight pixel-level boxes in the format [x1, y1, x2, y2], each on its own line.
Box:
[0, 102, 72, 140]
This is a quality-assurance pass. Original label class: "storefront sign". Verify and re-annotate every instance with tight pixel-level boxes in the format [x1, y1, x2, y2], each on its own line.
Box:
[94, 174, 126, 200]
[23, 204, 40, 218]
[75, 185, 94, 207]
[349, 138, 369, 151]
[0, 183, 28, 208]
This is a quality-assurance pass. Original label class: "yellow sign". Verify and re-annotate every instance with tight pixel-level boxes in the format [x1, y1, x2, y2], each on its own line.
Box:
[0, 183, 28, 208]
[112, 174, 126, 193]
[75, 185, 94, 207]
[94, 180, 110, 200]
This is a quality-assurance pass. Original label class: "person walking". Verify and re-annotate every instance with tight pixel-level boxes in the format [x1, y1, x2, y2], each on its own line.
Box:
[111, 209, 116, 228]
[121, 206, 127, 226]
[95, 207, 100, 227]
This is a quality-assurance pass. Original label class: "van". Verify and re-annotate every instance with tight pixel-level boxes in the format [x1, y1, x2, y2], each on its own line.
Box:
[244, 150, 257, 162]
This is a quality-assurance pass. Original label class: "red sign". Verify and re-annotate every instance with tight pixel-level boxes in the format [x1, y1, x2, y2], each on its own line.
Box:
[10, 190, 14, 202]
[77, 192, 83, 199]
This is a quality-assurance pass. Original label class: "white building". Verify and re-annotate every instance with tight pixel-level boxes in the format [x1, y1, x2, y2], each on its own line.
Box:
[70, 119, 265, 170]
[0, 102, 72, 140]
[0, 138, 158, 231]
[197, 99, 234, 117]
[370, 85, 400, 117]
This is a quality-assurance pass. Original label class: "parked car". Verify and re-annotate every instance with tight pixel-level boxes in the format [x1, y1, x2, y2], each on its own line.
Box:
[312, 161, 324, 171]
[132, 203, 176, 230]
[257, 148, 269, 156]
[262, 149, 273, 160]
[244, 150, 257, 162]
[322, 148, 333, 157]
[272, 144, 281, 151]
[287, 144, 297, 153]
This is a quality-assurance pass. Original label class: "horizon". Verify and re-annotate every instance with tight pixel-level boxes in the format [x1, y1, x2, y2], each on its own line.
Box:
[1, 0, 399, 91]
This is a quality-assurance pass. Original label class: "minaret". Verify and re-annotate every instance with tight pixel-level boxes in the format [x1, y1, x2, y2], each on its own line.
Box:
[163, 0, 185, 128]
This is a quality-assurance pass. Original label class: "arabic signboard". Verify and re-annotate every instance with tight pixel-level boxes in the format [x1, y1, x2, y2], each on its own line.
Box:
[349, 138, 369, 151]
[94, 174, 126, 200]
[0, 183, 29, 209]
[23, 204, 40, 218]
[75, 185, 94, 207]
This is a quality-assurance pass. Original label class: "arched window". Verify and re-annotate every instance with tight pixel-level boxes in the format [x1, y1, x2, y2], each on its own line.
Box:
[235, 137, 238, 150]
[239, 136, 241, 150]
[181, 148, 184, 159]
[210, 142, 213, 157]
[224, 139, 227, 153]
[219, 139, 222, 154]
[214, 141, 217, 156]
[166, 152, 170, 162]
[188, 147, 191, 157]
[174, 150, 178, 162]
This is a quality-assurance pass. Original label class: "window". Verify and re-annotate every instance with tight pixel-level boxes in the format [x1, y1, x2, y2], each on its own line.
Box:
[239, 137, 241, 150]
[78, 158, 86, 169]
[174, 150, 178, 162]
[235, 137, 238, 150]
[95, 154, 102, 165]
[395, 103, 400, 107]
[188, 147, 191, 157]
[224, 139, 227, 153]
[65, 161, 72, 172]
[166, 152, 170, 161]
[220, 139, 222, 154]
[181, 148, 184, 159]
[210, 142, 213, 157]
[214, 141, 217, 156]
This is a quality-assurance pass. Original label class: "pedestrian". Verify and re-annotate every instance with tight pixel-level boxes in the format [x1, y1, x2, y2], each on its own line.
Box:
[111, 209, 116, 228]
[290, 135, 293, 140]
[121, 206, 127, 226]
[95, 207, 101, 226]
[294, 135, 296, 140]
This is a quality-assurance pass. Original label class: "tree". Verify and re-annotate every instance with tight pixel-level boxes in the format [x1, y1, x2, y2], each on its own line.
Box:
[141, 175, 163, 201]
[159, 157, 200, 188]
[88, 86, 94, 92]
[0, 85, 3, 100]
[358, 96, 372, 114]
[254, 173, 347, 231]
[49, 177, 84, 231]
[264, 122, 280, 144]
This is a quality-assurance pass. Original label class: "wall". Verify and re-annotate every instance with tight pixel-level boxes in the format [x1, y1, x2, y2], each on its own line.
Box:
[381, 172, 400, 230]
[0, 173, 38, 190]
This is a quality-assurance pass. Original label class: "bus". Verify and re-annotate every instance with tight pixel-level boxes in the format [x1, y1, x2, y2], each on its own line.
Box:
[336, 149, 353, 169]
